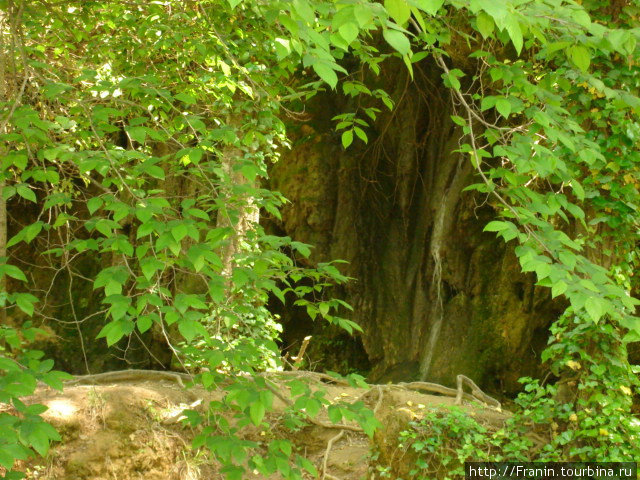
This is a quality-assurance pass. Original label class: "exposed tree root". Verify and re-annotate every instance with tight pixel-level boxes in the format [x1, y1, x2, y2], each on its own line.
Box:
[65, 369, 499, 409]
[321, 430, 345, 480]
[259, 370, 351, 386]
[455, 374, 501, 409]
[396, 375, 500, 409]
[65, 369, 193, 388]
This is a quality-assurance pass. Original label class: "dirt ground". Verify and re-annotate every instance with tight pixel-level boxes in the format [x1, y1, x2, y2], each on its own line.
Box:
[13, 372, 508, 480]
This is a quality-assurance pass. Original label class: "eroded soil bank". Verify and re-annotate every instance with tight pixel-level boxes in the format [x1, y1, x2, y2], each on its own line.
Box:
[12, 371, 509, 480]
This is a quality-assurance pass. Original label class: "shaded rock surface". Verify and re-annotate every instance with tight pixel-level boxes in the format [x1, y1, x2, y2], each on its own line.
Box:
[269, 59, 564, 394]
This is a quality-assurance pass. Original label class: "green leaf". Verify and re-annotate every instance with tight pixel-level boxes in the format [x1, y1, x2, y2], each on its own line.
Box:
[275, 40, 292, 59]
[0, 357, 20, 372]
[126, 126, 147, 144]
[414, 0, 444, 15]
[624, 35, 637, 56]
[297, 456, 318, 477]
[15, 293, 37, 316]
[480, 96, 497, 112]
[24, 222, 43, 243]
[473, 0, 507, 21]
[354, 5, 374, 26]
[188, 247, 205, 272]
[146, 165, 165, 180]
[450, 115, 467, 126]
[209, 277, 225, 303]
[171, 224, 188, 242]
[136, 206, 154, 223]
[293, 0, 315, 23]
[137, 221, 157, 238]
[331, 31, 351, 51]
[249, 401, 265, 426]
[98, 320, 130, 346]
[41, 370, 73, 391]
[115, 237, 133, 256]
[175, 92, 196, 104]
[559, 250, 577, 269]
[572, 9, 591, 28]
[292, 241, 311, 257]
[87, 197, 103, 215]
[178, 319, 199, 342]
[484, 221, 509, 232]
[304, 398, 321, 417]
[585, 297, 605, 323]
[240, 163, 260, 183]
[107, 298, 131, 322]
[43, 82, 71, 99]
[551, 280, 568, 298]
[570, 179, 585, 201]
[534, 262, 551, 280]
[16, 184, 36, 202]
[312, 63, 338, 89]
[175, 293, 207, 311]
[328, 405, 343, 423]
[444, 69, 463, 90]
[354, 127, 368, 143]
[7, 229, 25, 248]
[495, 98, 511, 118]
[1, 265, 27, 282]
[565, 203, 584, 220]
[476, 11, 494, 38]
[338, 23, 359, 45]
[2, 185, 15, 201]
[383, 29, 411, 56]
[95, 219, 115, 237]
[232, 268, 250, 288]
[568, 45, 590, 72]
[140, 258, 164, 280]
[186, 208, 210, 220]
[385, 0, 411, 25]
[342, 129, 353, 149]
[28, 429, 52, 457]
[504, 17, 523, 55]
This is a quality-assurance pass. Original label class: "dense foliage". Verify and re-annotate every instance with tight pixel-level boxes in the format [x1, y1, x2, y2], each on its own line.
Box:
[392, 315, 639, 478]
[1, 0, 639, 478]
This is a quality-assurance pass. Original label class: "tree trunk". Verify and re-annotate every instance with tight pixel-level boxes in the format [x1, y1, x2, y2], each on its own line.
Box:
[216, 115, 259, 280]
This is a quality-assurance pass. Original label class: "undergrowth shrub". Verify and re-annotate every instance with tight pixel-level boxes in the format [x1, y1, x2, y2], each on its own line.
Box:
[392, 313, 640, 479]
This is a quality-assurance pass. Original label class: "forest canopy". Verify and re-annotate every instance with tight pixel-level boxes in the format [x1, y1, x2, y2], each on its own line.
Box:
[1, 0, 640, 478]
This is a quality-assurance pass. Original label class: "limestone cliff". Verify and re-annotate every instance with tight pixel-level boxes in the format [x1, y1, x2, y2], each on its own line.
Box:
[269, 60, 564, 394]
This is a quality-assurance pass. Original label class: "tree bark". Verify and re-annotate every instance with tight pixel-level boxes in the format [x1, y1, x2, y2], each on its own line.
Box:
[216, 115, 259, 280]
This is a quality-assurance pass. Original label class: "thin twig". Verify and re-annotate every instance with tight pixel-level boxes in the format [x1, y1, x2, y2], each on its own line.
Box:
[291, 335, 312, 371]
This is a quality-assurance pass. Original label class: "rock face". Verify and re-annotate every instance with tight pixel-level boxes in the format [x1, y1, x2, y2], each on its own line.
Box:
[269, 61, 564, 394]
